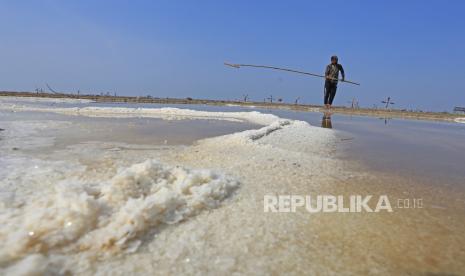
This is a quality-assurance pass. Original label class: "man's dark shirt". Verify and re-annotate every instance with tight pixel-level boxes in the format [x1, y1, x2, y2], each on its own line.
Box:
[325, 63, 345, 84]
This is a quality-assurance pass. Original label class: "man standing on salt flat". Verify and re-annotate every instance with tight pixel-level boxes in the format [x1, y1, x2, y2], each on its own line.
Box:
[324, 55, 345, 109]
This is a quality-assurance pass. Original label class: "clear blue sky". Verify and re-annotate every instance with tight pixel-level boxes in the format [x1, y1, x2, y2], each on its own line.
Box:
[1, 0, 464, 111]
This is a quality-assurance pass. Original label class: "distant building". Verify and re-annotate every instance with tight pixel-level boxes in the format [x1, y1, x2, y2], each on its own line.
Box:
[454, 106, 465, 114]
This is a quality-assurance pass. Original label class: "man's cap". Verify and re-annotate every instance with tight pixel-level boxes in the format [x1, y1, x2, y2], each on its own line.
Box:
[331, 55, 338, 61]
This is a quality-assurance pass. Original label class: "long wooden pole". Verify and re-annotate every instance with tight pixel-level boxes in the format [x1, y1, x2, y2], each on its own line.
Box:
[224, 62, 360, 86]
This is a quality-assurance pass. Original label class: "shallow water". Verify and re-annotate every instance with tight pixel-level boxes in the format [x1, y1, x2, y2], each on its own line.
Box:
[0, 110, 258, 150]
[1, 97, 464, 275]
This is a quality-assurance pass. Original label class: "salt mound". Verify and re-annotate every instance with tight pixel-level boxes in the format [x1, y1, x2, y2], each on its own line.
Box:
[0, 160, 239, 267]
[455, 117, 465, 124]
[82, 160, 239, 252]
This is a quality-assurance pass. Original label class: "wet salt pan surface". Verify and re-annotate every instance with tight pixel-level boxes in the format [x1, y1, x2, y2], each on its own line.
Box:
[1, 97, 465, 275]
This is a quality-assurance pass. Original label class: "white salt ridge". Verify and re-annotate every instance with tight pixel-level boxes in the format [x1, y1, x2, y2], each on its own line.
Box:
[0, 104, 279, 126]
[0, 159, 239, 270]
[455, 117, 465, 124]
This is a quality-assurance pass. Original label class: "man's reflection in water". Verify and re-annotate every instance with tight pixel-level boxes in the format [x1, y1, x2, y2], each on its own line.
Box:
[379, 117, 392, 125]
[321, 112, 332, 129]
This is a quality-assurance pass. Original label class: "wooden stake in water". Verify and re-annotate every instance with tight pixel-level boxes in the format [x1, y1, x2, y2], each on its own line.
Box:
[224, 62, 360, 86]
